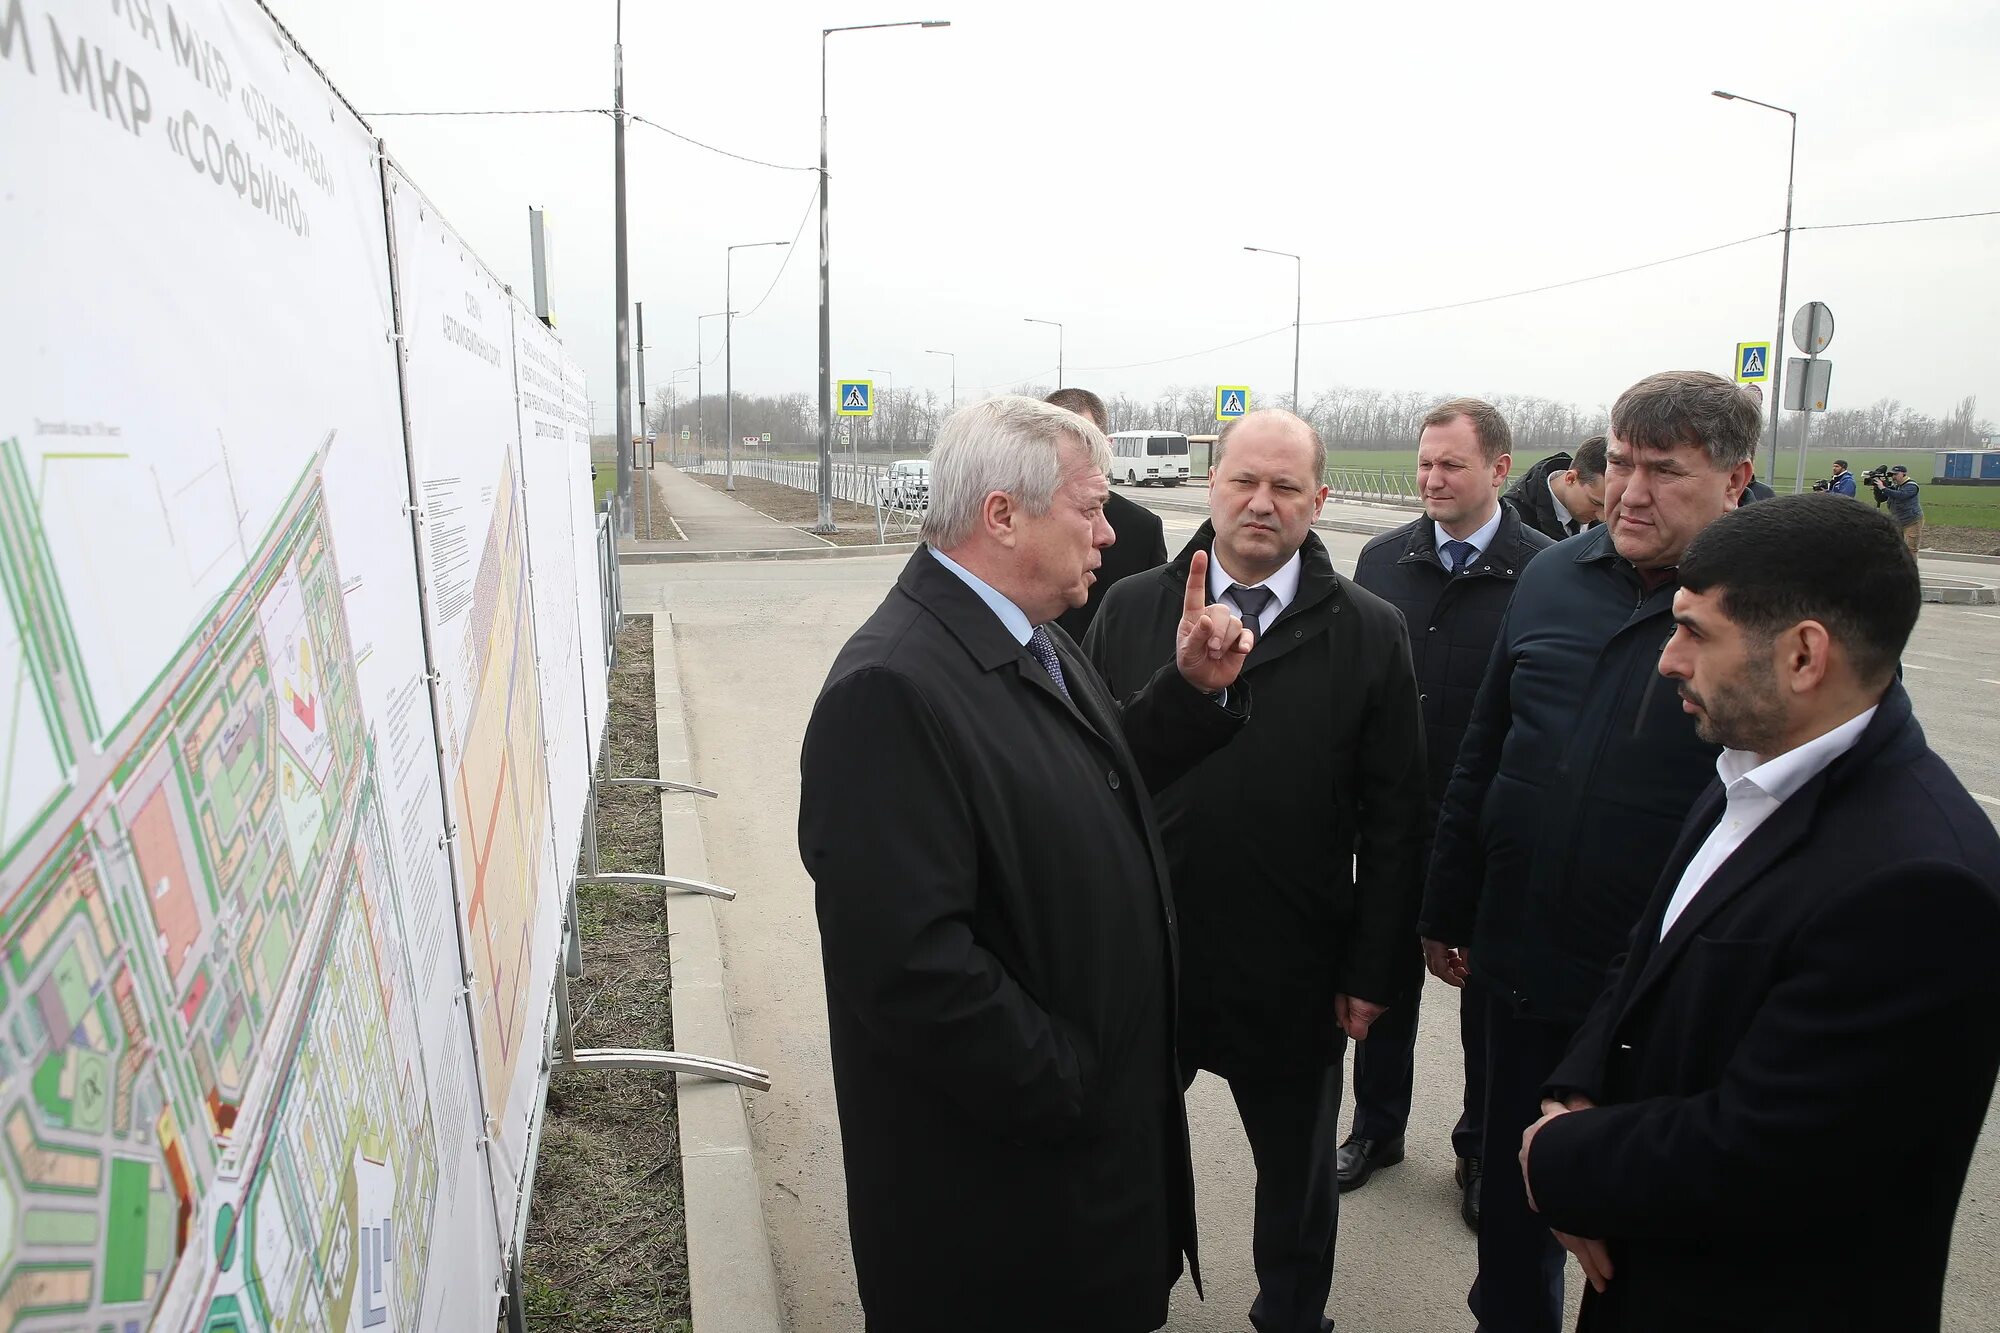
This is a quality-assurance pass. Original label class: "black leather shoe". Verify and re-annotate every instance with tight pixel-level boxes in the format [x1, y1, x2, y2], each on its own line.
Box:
[1335, 1135, 1405, 1192]
[1455, 1156, 1483, 1232]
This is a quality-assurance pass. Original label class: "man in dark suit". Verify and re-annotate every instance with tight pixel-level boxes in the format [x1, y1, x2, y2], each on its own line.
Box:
[1422, 370, 1756, 1333]
[1343, 399, 1553, 1228]
[1087, 408, 1428, 1333]
[1501, 434, 1608, 542]
[799, 395, 1256, 1332]
[1521, 495, 2000, 1332]
[1047, 387, 1168, 641]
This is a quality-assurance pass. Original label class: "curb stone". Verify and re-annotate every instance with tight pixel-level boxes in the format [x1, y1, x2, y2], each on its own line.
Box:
[654, 614, 785, 1333]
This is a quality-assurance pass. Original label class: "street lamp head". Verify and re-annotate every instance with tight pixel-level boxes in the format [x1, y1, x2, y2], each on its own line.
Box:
[1712, 90, 1736, 100]
[921, 20, 951, 27]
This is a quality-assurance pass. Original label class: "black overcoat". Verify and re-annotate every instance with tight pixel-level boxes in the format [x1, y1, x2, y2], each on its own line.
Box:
[1085, 526, 1427, 1076]
[1500, 451, 1574, 541]
[1422, 524, 1720, 1024]
[1054, 490, 1168, 642]
[1529, 685, 2000, 1332]
[799, 547, 1247, 1332]
[1353, 509, 1551, 815]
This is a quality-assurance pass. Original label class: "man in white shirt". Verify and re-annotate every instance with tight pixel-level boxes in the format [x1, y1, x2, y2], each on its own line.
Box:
[1516, 494, 2000, 1332]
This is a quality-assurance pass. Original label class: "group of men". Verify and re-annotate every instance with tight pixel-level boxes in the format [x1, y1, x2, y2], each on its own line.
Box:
[798, 369, 2000, 1333]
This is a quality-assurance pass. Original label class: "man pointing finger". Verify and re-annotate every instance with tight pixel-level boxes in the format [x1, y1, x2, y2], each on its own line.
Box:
[1087, 408, 1428, 1333]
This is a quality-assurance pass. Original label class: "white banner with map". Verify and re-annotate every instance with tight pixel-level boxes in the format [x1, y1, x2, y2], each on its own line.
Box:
[0, 0, 600, 1327]
[384, 165, 566, 1245]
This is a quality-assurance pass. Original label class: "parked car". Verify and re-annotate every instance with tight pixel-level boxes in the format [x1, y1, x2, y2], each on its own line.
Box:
[879, 459, 931, 508]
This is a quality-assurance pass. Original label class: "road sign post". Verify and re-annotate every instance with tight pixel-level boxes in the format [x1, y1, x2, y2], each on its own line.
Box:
[1784, 302, 1836, 494]
[1215, 386, 1250, 422]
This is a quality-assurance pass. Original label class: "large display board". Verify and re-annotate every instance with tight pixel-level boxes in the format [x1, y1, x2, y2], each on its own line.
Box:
[384, 166, 566, 1244]
[0, 1, 602, 1326]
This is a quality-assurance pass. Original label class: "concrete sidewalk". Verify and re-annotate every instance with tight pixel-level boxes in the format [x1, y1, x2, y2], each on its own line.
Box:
[633, 467, 829, 554]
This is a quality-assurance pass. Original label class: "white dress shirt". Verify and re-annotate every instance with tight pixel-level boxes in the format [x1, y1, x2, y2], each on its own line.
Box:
[1547, 476, 1578, 535]
[1208, 548, 1302, 633]
[1433, 504, 1504, 571]
[929, 547, 1031, 645]
[1657, 706, 1878, 939]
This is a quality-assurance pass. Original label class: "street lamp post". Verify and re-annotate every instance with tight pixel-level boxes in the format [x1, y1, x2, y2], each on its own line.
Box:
[727, 241, 790, 491]
[696, 309, 730, 463]
[1024, 317, 1063, 389]
[818, 19, 952, 532]
[926, 348, 955, 410]
[611, 0, 633, 536]
[870, 367, 895, 455]
[1713, 89, 1797, 491]
[1244, 246, 1302, 412]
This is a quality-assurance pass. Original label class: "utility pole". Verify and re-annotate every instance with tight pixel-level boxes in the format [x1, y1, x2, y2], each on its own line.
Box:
[611, 0, 633, 536]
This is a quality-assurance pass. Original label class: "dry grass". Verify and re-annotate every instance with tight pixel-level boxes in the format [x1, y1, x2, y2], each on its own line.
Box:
[690, 472, 920, 547]
[516, 618, 692, 1333]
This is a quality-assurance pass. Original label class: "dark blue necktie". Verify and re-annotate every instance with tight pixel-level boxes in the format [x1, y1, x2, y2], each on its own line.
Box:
[1442, 539, 1476, 574]
[1028, 626, 1070, 701]
[1228, 583, 1275, 631]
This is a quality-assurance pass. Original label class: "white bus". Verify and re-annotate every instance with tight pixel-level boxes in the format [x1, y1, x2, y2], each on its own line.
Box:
[1106, 430, 1190, 487]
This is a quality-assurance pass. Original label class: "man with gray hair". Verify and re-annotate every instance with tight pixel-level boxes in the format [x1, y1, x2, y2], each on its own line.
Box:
[1421, 370, 1756, 1333]
[800, 395, 1256, 1332]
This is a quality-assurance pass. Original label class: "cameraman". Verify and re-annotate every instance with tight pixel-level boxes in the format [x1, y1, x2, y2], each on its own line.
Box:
[1829, 458, 1856, 497]
[1869, 464, 1924, 554]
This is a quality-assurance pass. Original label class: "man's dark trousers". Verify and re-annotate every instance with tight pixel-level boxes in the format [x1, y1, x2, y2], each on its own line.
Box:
[1349, 946, 1487, 1160]
[1469, 1002, 1572, 1333]
[1193, 1057, 1345, 1333]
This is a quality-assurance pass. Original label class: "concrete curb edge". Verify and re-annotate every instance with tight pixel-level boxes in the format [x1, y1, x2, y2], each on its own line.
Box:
[653, 614, 785, 1333]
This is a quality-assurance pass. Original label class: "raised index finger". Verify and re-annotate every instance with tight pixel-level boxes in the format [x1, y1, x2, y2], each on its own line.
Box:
[1183, 548, 1210, 622]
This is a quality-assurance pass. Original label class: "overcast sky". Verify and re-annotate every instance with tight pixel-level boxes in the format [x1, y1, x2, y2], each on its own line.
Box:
[271, 0, 2000, 432]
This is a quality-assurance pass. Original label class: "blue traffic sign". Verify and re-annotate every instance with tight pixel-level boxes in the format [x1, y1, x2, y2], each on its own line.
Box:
[836, 379, 875, 417]
[1734, 342, 1771, 384]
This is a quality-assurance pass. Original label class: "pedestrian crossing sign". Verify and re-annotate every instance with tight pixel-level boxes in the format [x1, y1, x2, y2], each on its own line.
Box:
[1735, 342, 1771, 384]
[836, 379, 875, 417]
[1215, 385, 1251, 421]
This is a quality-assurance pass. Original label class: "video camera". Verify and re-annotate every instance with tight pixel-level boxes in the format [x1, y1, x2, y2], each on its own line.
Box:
[1810, 478, 1832, 493]
[1861, 464, 1898, 506]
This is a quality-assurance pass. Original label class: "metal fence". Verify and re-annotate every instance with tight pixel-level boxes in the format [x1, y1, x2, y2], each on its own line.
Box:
[683, 457, 933, 543]
[680, 455, 1428, 514]
[1324, 467, 1422, 504]
[597, 494, 623, 662]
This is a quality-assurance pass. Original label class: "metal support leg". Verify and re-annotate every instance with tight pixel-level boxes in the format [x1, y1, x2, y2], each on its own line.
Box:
[575, 872, 736, 901]
[555, 1048, 772, 1090]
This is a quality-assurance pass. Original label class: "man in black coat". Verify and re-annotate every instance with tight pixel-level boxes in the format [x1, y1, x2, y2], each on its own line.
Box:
[800, 395, 1257, 1333]
[1343, 398, 1553, 1228]
[1500, 434, 1608, 542]
[1087, 409, 1428, 1333]
[1047, 388, 1168, 641]
[1422, 370, 1757, 1333]
[1521, 496, 2000, 1332]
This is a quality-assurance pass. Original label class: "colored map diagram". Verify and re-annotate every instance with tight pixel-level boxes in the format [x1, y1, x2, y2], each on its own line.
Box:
[447, 456, 554, 1139]
[0, 438, 438, 1329]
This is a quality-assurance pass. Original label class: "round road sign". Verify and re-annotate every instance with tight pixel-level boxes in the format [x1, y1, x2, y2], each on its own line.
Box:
[1791, 301, 1835, 355]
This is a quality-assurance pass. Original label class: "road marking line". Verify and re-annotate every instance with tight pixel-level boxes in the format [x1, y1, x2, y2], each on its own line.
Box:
[1907, 650, 1973, 663]
[1982, 680, 2000, 688]
[1968, 612, 2000, 621]
[1902, 662, 1931, 670]
[1974, 793, 2000, 811]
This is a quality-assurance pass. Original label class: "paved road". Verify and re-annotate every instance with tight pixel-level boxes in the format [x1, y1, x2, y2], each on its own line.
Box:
[624, 536, 2000, 1333]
